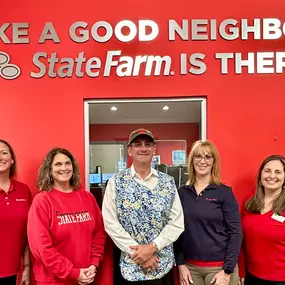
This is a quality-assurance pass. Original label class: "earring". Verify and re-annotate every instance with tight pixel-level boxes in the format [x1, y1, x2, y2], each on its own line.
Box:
[49, 175, 53, 183]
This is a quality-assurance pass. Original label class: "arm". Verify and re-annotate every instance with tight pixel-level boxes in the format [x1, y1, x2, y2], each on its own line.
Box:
[238, 197, 249, 278]
[221, 187, 243, 272]
[22, 243, 30, 266]
[23, 187, 32, 267]
[20, 243, 31, 285]
[89, 195, 106, 267]
[152, 181, 185, 251]
[102, 178, 138, 254]
[238, 242, 246, 278]
[174, 187, 186, 265]
[27, 194, 80, 280]
[174, 231, 186, 266]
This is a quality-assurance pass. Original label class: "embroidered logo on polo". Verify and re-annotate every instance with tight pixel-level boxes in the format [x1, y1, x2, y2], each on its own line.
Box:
[15, 198, 27, 202]
[206, 197, 218, 201]
[0, 51, 21, 80]
[56, 210, 92, 225]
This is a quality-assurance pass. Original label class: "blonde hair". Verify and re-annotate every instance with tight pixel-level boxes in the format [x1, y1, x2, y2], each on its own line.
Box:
[186, 140, 221, 186]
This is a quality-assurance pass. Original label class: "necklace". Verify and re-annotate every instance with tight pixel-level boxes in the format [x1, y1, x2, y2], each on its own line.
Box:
[261, 200, 273, 214]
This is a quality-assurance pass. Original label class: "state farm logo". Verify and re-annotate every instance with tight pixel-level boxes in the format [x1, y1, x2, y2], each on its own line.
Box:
[0, 52, 21, 80]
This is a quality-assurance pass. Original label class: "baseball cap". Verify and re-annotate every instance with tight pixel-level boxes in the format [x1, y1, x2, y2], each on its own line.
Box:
[127, 128, 155, 146]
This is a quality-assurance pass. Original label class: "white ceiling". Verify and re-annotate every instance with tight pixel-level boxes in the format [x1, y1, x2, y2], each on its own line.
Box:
[89, 101, 201, 124]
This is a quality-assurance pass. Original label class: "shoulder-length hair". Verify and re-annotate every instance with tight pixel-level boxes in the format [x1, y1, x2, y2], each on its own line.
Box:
[186, 140, 221, 186]
[0, 139, 17, 178]
[245, 155, 285, 215]
[37, 147, 81, 191]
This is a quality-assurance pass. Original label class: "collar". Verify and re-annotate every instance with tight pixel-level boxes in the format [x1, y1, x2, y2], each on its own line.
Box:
[130, 164, 159, 179]
[186, 183, 218, 191]
[0, 178, 15, 193]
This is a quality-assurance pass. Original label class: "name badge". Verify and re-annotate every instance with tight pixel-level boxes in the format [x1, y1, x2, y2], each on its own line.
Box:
[271, 213, 285, 223]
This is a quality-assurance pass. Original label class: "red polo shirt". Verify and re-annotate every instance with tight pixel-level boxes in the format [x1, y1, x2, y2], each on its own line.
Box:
[242, 210, 285, 281]
[0, 179, 32, 277]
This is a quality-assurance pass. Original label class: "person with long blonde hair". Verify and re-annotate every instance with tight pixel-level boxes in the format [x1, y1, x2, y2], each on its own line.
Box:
[27, 147, 106, 285]
[174, 140, 242, 285]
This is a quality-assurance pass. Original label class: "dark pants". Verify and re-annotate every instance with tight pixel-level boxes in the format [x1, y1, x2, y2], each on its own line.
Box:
[113, 245, 126, 285]
[0, 275, 17, 285]
[122, 270, 174, 285]
[245, 272, 285, 285]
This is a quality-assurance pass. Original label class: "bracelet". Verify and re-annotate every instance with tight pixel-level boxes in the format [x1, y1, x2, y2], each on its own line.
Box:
[23, 263, 32, 267]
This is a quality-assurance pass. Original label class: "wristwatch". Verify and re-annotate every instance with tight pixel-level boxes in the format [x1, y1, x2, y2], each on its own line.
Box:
[152, 242, 158, 252]
[223, 267, 233, 275]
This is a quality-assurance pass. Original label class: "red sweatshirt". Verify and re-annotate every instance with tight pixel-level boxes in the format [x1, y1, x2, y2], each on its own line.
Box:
[28, 188, 106, 285]
[242, 210, 285, 281]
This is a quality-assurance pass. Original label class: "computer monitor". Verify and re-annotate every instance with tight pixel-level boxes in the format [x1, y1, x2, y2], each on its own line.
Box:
[102, 173, 115, 183]
[89, 173, 102, 184]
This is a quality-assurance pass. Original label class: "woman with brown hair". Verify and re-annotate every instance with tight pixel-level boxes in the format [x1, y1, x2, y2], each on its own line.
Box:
[174, 140, 242, 285]
[27, 147, 106, 285]
[241, 155, 285, 285]
[0, 139, 32, 285]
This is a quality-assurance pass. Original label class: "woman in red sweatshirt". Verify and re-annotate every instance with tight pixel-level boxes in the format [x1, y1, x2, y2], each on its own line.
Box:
[0, 139, 32, 285]
[242, 155, 285, 285]
[27, 147, 106, 285]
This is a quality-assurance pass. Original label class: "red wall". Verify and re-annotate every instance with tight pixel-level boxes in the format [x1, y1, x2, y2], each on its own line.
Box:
[2, 1, 285, 284]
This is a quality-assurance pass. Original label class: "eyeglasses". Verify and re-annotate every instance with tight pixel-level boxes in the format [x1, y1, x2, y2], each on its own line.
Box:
[193, 154, 213, 162]
[131, 142, 155, 148]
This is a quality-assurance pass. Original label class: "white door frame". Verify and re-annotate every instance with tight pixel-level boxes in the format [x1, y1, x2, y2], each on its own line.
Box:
[84, 97, 207, 190]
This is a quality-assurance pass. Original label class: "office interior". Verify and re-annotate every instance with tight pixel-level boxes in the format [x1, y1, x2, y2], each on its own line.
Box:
[87, 100, 202, 209]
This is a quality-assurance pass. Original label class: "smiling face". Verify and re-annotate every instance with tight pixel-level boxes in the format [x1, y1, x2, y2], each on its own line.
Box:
[0, 142, 14, 177]
[193, 149, 214, 177]
[261, 160, 285, 193]
[128, 136, 156, 166]
[50, 153, 73, 186]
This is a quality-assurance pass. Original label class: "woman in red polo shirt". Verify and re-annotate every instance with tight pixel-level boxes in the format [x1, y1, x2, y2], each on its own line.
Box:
[241, 155, 285, 285]
[27, 147, 106, 285]
[0, 139, 32, 285]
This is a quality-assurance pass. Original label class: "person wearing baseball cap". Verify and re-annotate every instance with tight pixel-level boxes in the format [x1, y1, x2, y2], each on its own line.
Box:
[102, 128, 184, 285]
[127, 128, 156, 146]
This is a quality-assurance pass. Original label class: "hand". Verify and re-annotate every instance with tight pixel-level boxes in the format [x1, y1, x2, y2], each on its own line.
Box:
[210, 270, 230, 285]
[77, 268, 96, 285]
[238, 277, 245, 285]
[178, 264, 193, 285]
[20, 266, 30, 285]
[141, 255, 159, 271]
[130, 244, 156, 265]
[85, 265, 97, 277]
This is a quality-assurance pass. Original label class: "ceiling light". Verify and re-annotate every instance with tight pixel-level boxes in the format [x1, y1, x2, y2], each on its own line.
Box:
[111, 106, 117, 111]
[162, 105, 169, 111]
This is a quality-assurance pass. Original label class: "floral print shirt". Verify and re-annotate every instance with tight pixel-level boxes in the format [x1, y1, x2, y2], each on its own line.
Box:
[114, 168, 176, 281]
